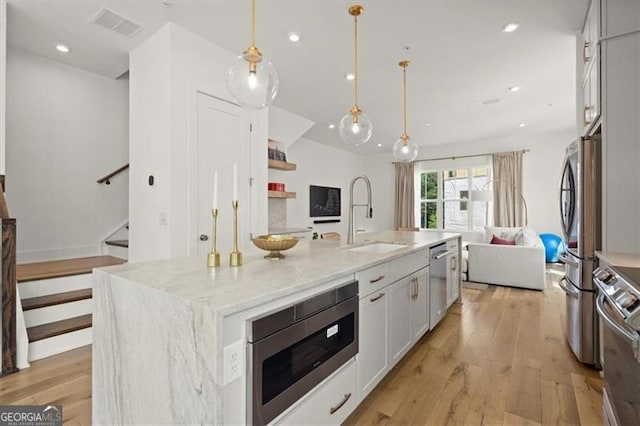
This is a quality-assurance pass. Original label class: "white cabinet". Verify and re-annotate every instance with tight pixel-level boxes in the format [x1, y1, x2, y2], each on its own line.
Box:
[278, 359, 358, 425]
[357, 288, 389, 399]
[446, 240, 460, 307]
[580, 0, 601, 136]
[388, 275, 413, 366]
[356, 250, 430, 402]
[410, 267, 430, 342]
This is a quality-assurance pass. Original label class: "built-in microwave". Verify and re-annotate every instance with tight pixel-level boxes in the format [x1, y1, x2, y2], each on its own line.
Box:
[247, 281, 358, 425]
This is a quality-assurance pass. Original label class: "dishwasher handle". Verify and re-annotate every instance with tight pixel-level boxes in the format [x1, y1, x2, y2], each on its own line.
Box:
[432, 250, 452, 261]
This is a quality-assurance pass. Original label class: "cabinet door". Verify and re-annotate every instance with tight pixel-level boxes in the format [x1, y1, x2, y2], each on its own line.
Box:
[411, 267, 429, 342]
[589, 50, 600, 125]
[388, 276, 413, 367]
[582, 72, 593, 134]
[447, 253, 459, 307]
[357, 290, 388, 400]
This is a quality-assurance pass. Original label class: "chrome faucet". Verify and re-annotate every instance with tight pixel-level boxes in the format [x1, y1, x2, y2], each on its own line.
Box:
[348, 175, 373, 244]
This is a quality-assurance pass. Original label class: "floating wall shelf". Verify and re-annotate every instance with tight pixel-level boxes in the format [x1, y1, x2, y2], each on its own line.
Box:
[268, 191, 296, 199]
[268, 159, 297, 171]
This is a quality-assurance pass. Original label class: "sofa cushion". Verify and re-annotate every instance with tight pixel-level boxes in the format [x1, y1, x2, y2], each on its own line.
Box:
[484, 226, 520, 243]
[490, 234, 516, 245]
[515, 227, 540, 247]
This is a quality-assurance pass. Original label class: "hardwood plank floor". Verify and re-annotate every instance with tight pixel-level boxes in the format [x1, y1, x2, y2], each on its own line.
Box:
[0, 265, 602, 425]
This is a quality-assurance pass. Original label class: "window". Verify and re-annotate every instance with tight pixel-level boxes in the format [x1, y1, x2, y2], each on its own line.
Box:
[418, 165, 490, 231]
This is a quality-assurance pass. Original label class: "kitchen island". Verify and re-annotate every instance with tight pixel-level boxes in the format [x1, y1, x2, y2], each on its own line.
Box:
[92, 230, 460, 424]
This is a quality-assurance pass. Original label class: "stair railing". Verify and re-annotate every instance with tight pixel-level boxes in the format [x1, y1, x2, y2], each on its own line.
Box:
[0, 175, 18, 375]
[97, 163, 129, 185]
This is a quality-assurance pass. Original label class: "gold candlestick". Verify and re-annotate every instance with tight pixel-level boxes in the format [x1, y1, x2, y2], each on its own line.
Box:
[207, 208, 221, 268]
[229, 200, 243, 266]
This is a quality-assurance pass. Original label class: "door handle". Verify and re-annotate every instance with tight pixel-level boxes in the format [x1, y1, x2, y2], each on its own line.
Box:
[433, 250, 452, 260]
[329, 393, 352, 415]
[370, 292, 385, 302]
[370, 275, 385, 284]
[199, 234, 209, 241]
[451, 256, 457, 271]
[558, 252, 579, 267]
[583, 41, 590, 63]
[596, 294, 639, 347]
[559, 277, 580, 298]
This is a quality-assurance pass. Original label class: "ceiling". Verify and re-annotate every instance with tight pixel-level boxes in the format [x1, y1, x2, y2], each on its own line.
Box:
[6, 0, 588, 155]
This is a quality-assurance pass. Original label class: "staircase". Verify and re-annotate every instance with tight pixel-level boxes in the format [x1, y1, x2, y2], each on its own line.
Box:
[17, 255, 126, 361]
[103, 222, 129, 260]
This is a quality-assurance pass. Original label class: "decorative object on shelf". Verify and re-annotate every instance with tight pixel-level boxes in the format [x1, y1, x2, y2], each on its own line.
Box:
[267, 139, 286, 162]
[252, 235, 299, 259]
[392, 61, 419, 162]
[207, 208, 221, 268]
[226, 0, 278, 109]
[229, 200, 243, 266]
[268, 182, 285, 192]
[338, 5, 372, 146]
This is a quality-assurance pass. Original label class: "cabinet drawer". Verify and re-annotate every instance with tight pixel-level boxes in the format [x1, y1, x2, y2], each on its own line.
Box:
[357, 262, 391, 298]
[390, 249, 429, 282]
[447, 238, 458, 251]
[277, 359, 358, 425]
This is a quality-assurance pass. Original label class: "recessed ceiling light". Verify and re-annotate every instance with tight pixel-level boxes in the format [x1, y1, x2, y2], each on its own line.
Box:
[502, 22, 520, 33]
[508, 86, 520, 92]
[55, 44, 70, 53]
[518, 123, 526, 127]
[425, 123, 432, 127]
[377, 143, 382, 147]
[288, 32, 300, 42]
[345, 73, 355, 81]
[328, 124, 335, 129]
[479, 98, 500, 106]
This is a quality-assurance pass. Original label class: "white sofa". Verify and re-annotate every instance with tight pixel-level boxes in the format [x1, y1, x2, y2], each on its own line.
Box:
[465, 227, 546, 290]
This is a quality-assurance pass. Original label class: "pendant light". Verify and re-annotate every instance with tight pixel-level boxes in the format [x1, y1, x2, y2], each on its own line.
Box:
[226, 0, 279, 109]
[392, 61, 419, 162]
[339, 5, 373, 146]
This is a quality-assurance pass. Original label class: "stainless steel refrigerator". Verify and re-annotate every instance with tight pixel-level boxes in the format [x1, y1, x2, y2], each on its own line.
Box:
[558, 134, 601, 366]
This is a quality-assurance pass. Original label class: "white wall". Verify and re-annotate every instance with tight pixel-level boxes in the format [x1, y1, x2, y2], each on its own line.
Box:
[365, 128, 575, 236]
[284, 137, 368, 237]
[5, 47, 129, 262]
[129, 23, 268, 262]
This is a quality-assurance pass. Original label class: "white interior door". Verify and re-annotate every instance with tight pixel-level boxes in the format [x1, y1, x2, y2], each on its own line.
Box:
[196, 93, 250, 256]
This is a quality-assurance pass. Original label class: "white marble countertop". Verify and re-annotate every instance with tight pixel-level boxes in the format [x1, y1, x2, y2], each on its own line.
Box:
[596, 251, 640, 268]
[95, 230, 459, 317]
[267, 227, 312, 235]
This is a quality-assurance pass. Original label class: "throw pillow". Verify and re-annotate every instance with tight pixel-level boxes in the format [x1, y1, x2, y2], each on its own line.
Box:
[484, 226, 520, 243]
[490, 234, 516, 245]
[515, 227, 540, 246]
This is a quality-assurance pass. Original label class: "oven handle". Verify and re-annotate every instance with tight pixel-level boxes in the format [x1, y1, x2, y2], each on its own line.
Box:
[559, 277, 579, 298]
[558, 252, 579, 267]
[596, 293, 639, 349]
[329, 392, 352, 415]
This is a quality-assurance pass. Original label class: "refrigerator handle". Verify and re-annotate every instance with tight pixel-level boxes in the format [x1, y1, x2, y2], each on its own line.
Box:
[559, 252, 580, 267]
[559, 277, 580, 298]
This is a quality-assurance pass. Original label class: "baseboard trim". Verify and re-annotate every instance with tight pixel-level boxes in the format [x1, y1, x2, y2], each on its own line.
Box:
[17, 245, 101, 264]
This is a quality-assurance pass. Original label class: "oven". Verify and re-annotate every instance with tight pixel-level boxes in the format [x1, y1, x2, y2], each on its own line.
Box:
[247, 281, 359, 425]
[593, 266, 640, 425]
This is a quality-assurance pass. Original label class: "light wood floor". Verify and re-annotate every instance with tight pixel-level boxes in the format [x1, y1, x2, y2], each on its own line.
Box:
[0, 265, 602, 425]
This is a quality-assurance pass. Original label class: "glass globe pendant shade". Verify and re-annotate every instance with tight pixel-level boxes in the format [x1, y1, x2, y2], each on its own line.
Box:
[338, 110, 373, 146]
[226, 54, 279, 110]
[393, 137, 419, 162]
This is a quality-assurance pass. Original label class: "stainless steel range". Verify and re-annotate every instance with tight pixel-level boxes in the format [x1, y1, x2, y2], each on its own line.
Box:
[593, 265, 640, 426]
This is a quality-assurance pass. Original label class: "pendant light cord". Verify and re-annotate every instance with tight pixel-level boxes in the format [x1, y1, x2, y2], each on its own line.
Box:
[354, 14, 359, 108]
[251, 0, 256, 47]
[403, 65, 407, 136]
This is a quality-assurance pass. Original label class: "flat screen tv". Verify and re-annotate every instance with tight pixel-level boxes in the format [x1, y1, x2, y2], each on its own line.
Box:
[310, 185, 341, 217]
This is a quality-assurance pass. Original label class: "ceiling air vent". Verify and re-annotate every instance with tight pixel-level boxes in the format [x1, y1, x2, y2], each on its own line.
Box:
[91, 7, 143, 37]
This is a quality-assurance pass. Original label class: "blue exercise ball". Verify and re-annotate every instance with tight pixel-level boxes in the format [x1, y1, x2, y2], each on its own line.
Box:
[539, 233, 565, 263]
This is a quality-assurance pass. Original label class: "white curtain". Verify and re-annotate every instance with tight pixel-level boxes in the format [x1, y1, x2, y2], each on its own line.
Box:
[492, 151, 525, 227]
[394, 162, 415, 230]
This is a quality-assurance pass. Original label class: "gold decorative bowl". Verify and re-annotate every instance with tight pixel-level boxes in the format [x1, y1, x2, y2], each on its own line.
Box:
[252, 235, 299, 260]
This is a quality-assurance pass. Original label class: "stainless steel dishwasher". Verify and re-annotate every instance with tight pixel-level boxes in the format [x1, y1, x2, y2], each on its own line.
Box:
[430, 243, 451, 329]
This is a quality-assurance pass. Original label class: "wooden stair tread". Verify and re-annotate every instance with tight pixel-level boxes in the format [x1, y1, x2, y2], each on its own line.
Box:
[27, 314, 92, 342]
[22, 289, 93, 311]
[17, 255, 126, 283]
[105, 239, 129, 248]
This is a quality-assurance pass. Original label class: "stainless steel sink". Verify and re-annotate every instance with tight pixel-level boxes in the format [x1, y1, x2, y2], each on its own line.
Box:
[346, 242, 408, 254]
